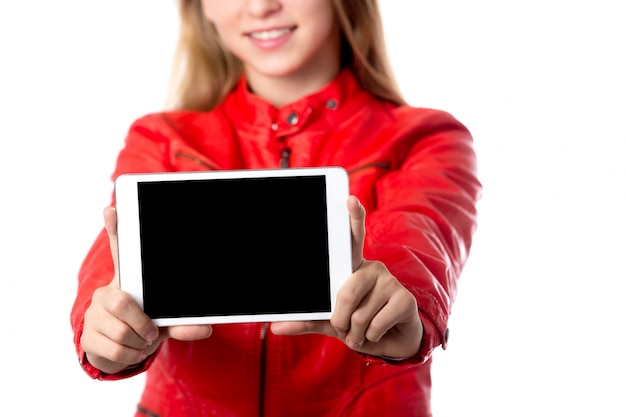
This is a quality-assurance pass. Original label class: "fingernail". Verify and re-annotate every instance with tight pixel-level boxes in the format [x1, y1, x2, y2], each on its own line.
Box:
[145, 329, 158, 342]
[346, 339, 362, 350]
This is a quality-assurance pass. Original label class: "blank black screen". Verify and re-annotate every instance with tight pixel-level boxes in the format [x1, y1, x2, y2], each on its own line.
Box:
[137, 175, 331, 319]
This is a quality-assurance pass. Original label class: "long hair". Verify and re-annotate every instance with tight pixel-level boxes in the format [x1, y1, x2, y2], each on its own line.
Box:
[166, 0, 405, 111]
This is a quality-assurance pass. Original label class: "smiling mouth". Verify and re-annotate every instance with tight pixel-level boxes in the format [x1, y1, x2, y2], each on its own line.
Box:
[248, 27, 294, 41]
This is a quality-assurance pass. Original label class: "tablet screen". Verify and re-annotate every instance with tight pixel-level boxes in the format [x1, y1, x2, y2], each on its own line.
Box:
[137, 175, 331, 319]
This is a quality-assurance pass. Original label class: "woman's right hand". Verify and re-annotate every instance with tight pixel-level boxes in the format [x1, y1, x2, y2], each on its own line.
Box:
[80, 206, 213, 375]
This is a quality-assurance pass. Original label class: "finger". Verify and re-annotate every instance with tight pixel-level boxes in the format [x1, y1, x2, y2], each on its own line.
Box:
[363, 291, 415, 344]
[330, 265, 376, 338]
[344, 263, 408, 348]
[270, 320, 338, 337]
[342, 288, 386, 350]
[161, 324, 213, 342]
[99, 287, 159, 344]
[103, 206, 120, 287]
[82, 330, 148, 367]
[347, 195, 366, 271]
[88, 310, 154, 353]
[91, 310, 155, 350]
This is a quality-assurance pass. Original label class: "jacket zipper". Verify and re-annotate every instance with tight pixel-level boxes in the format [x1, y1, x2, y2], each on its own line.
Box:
[259, 322, 269, 417]
[174, 151, 217, 170]
[276, 134, 290, 168]
[280, 148, 291, 168]
[347, 161, 390, 175]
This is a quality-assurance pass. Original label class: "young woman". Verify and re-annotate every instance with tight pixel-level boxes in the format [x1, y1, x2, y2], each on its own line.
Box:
[71, 0, 482, 416]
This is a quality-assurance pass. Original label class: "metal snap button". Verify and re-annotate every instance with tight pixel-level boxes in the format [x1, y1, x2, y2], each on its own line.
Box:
[286, 112, 299, 125]
[326, 99, 337, 109]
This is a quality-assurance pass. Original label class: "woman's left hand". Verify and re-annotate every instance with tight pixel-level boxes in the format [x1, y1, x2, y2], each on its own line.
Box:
[271, 195, 423, 360]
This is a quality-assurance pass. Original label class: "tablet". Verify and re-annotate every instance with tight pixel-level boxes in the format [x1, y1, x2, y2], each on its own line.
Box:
[114, 167, 352, 326]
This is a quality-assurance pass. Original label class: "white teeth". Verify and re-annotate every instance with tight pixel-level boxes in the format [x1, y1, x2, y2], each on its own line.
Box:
[250, 28, 291, 40]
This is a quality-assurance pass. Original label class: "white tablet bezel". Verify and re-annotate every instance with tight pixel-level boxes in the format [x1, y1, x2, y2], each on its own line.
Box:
[114, 167, 352, 326]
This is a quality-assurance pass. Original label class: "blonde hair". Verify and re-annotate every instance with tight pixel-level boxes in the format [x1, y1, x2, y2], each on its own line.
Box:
[166, 0, 405, 111]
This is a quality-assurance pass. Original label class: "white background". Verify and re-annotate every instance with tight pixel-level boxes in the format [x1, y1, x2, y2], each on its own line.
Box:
[1, 1, 624, 416]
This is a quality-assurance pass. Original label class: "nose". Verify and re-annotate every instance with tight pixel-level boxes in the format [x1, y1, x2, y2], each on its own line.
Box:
[245, 0, 282, 18]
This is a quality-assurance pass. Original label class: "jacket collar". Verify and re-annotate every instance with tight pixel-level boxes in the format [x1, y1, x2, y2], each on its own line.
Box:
[225, 68, 365, 136]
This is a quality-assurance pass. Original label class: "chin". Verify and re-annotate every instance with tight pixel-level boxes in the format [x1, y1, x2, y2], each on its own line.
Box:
[246, 57, 310, 79]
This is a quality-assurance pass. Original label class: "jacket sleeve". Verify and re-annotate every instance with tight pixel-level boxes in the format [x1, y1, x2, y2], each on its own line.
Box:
[69, 114, 181, 380]
[363, 108, 481, 366]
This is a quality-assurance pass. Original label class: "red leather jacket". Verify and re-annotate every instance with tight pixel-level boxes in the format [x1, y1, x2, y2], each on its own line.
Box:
[71, 69, 481, 417]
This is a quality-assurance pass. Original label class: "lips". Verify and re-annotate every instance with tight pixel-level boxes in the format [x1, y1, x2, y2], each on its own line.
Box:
[247, 27, 295, 41]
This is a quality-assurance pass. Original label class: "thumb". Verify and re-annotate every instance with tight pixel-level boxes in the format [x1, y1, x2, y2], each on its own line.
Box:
[347, 195, 366, 271]
[103, 206, 120, 287]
